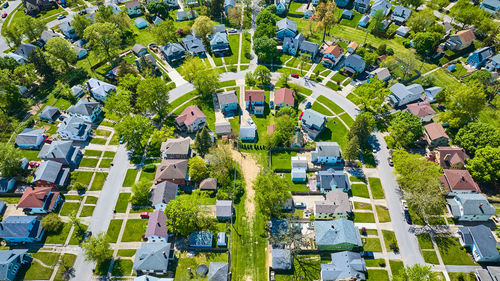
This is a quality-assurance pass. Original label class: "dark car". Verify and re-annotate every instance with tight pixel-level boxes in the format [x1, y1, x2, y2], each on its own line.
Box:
[83, 231, 92, 241]
[387, 157, 393, 166]
[78, 9, 87, 15]
[305, 102, 312, 109]
[3, 2, 8, 8]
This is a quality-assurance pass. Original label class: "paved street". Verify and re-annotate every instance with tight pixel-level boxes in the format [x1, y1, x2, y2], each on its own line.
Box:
[0, 0, 22, 51]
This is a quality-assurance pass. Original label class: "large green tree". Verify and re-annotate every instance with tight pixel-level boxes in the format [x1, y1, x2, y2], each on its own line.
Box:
[104, 91, 132, 117]
[130, 181, 152, 206]
[467, 146, 500, 185]
[136, 77, 170, 120]
[193, 67, 219, 95]
[206, 145, 234, 188]
[151, 20, 177, 45]
[253, 37, 278, 63]
[81, 233, 112, 264]
[394, 264, 438, 281]
[412, 32, 442, 56]
[388, 111, 424, 148]
[45, 37, 77, 70]
[18, 16, 46, 42]
[348, 112, 375, 149]
[71, 14, 92, 38]
[253, 65, 271, 85]
[270, 114, 296, 147]
[164, 193, 212, 236]
[189, 156, 210, 183]
[0, 143, 22, 177]
[147, 0, 170, 18]
[84, 22, 121, 63]
[455, 122, 500, 155]
[194, 127, 212, 156]
[254, 169, 292, 218]
[314, 2, 337, 42]
[115, 115, 154, 153]
[41, 213, 63, 233]
[192, 16, 215, 42]
[353, 79, 388, 112]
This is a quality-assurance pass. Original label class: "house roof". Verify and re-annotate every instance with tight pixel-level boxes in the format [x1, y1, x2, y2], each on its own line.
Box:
[371, 0, 391, 12]
[450, 193, 495, 216]
[344, 54, 365, 69]
[150, 181, 178, 206]
[217, 91, 238, 106]
[134, 17, 148, 28]
[424, 122, 449, 141]
[210, 32, 229, 46]
[67, 99, 101, 117]
[199, 178, 217, 190]
[17, 187, 59, 210]
[0, 249, 28, 279]
[38, 140, 74, 160]
[214, 24, 226, 33]
[134, 276, 173, 281]
[321, 251, 366, 280]
[322, 45, 344, 58]
[406, 101, 435, 118]
[0, 178, 13, 192]
[277, 18, 297, 32]
[133, 242, 171, 272]
[370, 67, 390, 80]
[160, 138, 191, 157]
[392, 5, 411, 20]
[272, 249, 292, 270]
[71, 85, 84, 97]
[86, 78, 116, 98]
[145, 210, 168, 238]
[472, 47, 495, 60]
[315, 142, 341, 157]
[0, 216, 43, 239]
[162, 42, 185, 57]
[459, 225, 500, 259]
[57, 116, 91, 139]
[315, 219, 361, 247]
[208, 262, 229, 281]
[14, 43, 37, 59]
[274, 88, 294, 106]
[441, 169, 480, 193]
[240, 125, 256, 139]
[245, 90, 265, 102]
[315, 189, 352, 214]
[189, 231, 213, 247]
[155, 159, 188, 182]
[482, 0, 500, 8]
[389, 83, 424, 104]
[224, 0, 236, 7]
[15, 128, 45, 145]
[302, 109, 326, 127]
[300, 40, 319, 53]
[436, 147, 469, 167]
[283, 33, 305, 52]
[215, 121, 231, 135]
[132, 44, 147, 55]
[39, 106, 59, 120]
[40, 30, 59, 43]
[456, 29, 476, 43]
[317, 169, 350, 191]
[175, 105, 206, 126]
[33, 160, 69, 186]
[181, 34, 205, 54]
[491, 54, 500, 64]
[216, 200, 233, 217]
[124, 0, 140, 8]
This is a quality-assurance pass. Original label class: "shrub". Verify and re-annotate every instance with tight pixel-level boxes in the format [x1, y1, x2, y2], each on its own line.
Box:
[142, 164, 156, 172]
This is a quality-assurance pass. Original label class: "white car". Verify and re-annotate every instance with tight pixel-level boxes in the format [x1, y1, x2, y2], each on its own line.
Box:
[247, 118, 254, 126]
[401, 200, 408, 211]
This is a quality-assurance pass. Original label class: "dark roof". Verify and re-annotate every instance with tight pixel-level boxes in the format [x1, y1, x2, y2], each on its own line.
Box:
[14, 43, 37, 59]
[181, 34, 206, 54]
[272, 249, 292, 270]
[133, 242, 172, 272]
[39, 106, 59, 120]
[208, 262, 229, 281]
[38, 140, 75, 160]
[462, 225, 500, 259]
[155, 159, 188, 182]
[276, 18, 297, 32]
[217, 91, 238, 106]
[32, 160, 69, 186]
[189, 231, 213, 247]
[150, 181, 178, 206]
[67, 99, 101, 117]
[300, 40, 319, 53]
[15, 128, 45, 146]
[317, 169, 350, 191]
[0, 178, 13, 193]
[145, 211, 168, 238]
[0, 216, 43, 239]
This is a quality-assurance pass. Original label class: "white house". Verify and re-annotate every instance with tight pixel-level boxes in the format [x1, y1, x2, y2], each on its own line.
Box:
[291, 156, 307, 182]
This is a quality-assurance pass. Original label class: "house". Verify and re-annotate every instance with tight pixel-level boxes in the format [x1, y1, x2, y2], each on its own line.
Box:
[135, 54, 157, 72]
[300, 40, 320, 59]
[388, 83, 424, 107]
[131, 44, 147, 56]
[424, 122, 449, 148]
[149, 181, 178, 210]
[405, 101, 435, 123]
[396, 26, 410, 37]
[161, 138, 191, 159]
[73, 46, 88, 60]
[13, 44, 36, 61]
[334, 0, 350, 8]
[0, 53, 27, 65]
[282, 33, 305, 56]
[480, 0, 500, 13]
[371, 0, 391, 16]
[189, 231, 213, 248]
[161, 42, 186, 63]
[314, 189, 352, 220]
[447, 193, 495, 221]
[321, 45, 344, 69]
[424, 86, 443, 102]
[124, 0, 142, 17]
[446, 30, 476, 52]
[71, 85, 84, 98]
[215, 121, 232, 136]
[240, 125, 257, 142]
[181, 35, 206, 57]
[23, 0, 55, 15]
[276, 0, 287, 15]
[0, 178, 15, 193]
[321, 251, 366, 281]
[133, 242, 174, 275]
[245, 90, 265, 115]
[154, 159, 188, 185]
[301, 109, 327, 139]
[59, 22, 77, 40]
[174, 106, 206, 133]
[272, 249, 292, 271]
[176, 10, 197, 21]
[304, 7, 315, 18]
[486, 54, 500, 72]
[467, 47, 495, 69]
[67, 99, 102, 123]
[224, 0, 236, 14]
[216, 200, 233, 220]
[217, 91, 238, 114]
[291, 156, 307, 182]
[391, 6, 412, 25]
[217, 232, 227, 247]
[344, 54, 366, 75]
[210, 32, 230, 56]
[435, 147, 469, 169]
[476, 266, 500, 281]
[369, 67, 391, 81]
[32, 160, 70, 188]
[208, 262, 229, 281]
[274, 88, 294, 108]
[0, 216, 44, 245]
[347, 42, 358, 54]
[0, 249, 31, 281]
[358, 15, 370, 27]
[354, 0, 370, 13]
[38, 140, 82, 168]
[458, 225, 500, 262]
[145, 211, 168, 243]
[314, 219, 362, 251]
[134, 18, 148, 29]
[276, 18, 298, 40]
[85, 78, 116, 102]
[15, 128, 45, 149]
[311, 142, 342, 164]
[341, 10, 354, 20]
[214, 24, 226, 33]
[441, 169, 480, 195]
[38, 106, 60, 122]
[200, 178, 217, 191]
[17, 187, 62, 215]
[57, 116, 92, 142]
[316, 169, 350, 193]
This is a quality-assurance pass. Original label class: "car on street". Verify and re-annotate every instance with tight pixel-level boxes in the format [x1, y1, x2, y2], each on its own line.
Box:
[83, 231, 92, 241]
[401, 200, 408, 211]
[270, 101, 274, 109]
[3, 2, 8, 8]
[299, 112, 304, 120]
[78, 9, 87, 14]
[305, 102, 312, 109]
[291, 73, 299, 78]
[228, 28, 237, 33]
[57, 14, 66, 20]
[140, 212, 151, 219]
[247, 118, 254, 126]
[29, 161, 40, 167]
[387, 157, 393, 166]
[401, 200, 412, 224]
[1, 12, 7, 18]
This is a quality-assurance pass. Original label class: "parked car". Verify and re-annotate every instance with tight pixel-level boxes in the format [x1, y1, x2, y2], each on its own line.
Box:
[387, 157, 393, 166]
[44, 138, 53, 144]
[270, 101, 274, 109]
[305, 102, 312, 109]
[228, 28, 237, 33]
[247, 118, 254, 126]
[57, 14, 66, 20]
[83, 231, 92, 241]
[140, 212, 151, 219]
[78, 9, 87, 14]
[401, 200, 408, 211]
[3, 2, 8, 8]
[270, 271, 276, 281]
[291, 73, 299, 78]
[1, 12, 7, 18]
[29, 161, 40, 167]
[299, 112, 304, 120]
[295, 202, 306, 209]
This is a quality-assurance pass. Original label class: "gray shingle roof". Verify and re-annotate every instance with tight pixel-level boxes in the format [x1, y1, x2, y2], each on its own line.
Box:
[315, 142, 341, 157]
[277, 18, 297, 32]
[272, 249, 292, 270]
[0, 249, 29, 280]
[181, 34, 206, 54]
[215, 121, 231, 135]
[302, 109, 326, 128]
[132, 44, 147, 55]
[321, 251, 366, 280]
[317, 169, 350, 191]
[15, 128, 45, 146]
[155, 159, 188, 182]
[160, 138, 191, 157]
[163, 42, 185, 57]
[217, 91, 237, 106]
[345, 54, 365, 69]
[300, 40, 319, 54]
[314, 219, 362, 247]
[14, 43, 37, 59]
[86, 78, 116, 99]
[67, 99, 101, 117]
[57, 116, 91, 139]
[208, 262, 229, 281]
[39, 106, 59, 120]
[133, 242, 172, 272]
[315, 189, 352, 214]
[391, 5, 412, 21]
[200, 178, 217, 190]
[0, 216, 43, 240]
[38, 140, 75, 160]
[460, 225, 500, 259]
[32, 160, 69, 186]
[40, 30, 59, 43]
[240, 125, 256, 139]
[216, 200, 233, 218]
[452, 193, 496, 216]
[150, 181, 178, 206]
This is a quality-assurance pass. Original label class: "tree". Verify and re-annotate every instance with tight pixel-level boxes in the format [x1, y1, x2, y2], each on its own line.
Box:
[253, 37, 278, 63]
[388, 111, 424, 148]
[130, 181, 152, 206]
[245, 72, 256, 86]
[399, 0, 424, 9]
[193, 127, 213, 156]
[210, 0, 224, 19]
[45, 37, 77, 69]
[407, 9, 439, 34]
[118, 73, 142, 94]
[68, 211, 84, 235]
[18, 16, 46, 42]
[344, 136, 360, 164]
[270, 114, 296, 147]
[462, 70, 492, 85]
[41, 213, 63, 233]
[363, 51, 378, 67]
[353, 78, 388, 112]
[72, 14, 91, 38]
[256, 8, 276, 25]
[467, 146, 500, 185]
[276, 106, 295, 117]
[180, 57, 205, 83]
[228, 7, 242, 28]
[372, 9, 385, 31]
[348, 112, 375, 149]
[412, 32, 442, 56]
[450, 0, 484, 27]
[30, 49, 54, 81]
[0, 143, 22, 177]
[189, 156, 209, 183]
[254, 22, 277, 38]
[3, 25, 23, 47]
[254, 169, 292, 217]
[104, 91, 132, 117]
[206, 145, 234, 188]
[13, 64, 37, 88]
[84, 22, 121, 63]
[164, 193, 212, 236]
[455, 122, 500, 156]
[278, 72, 289, 87]
[394, 264, 438, 281]
[253, 65, 271, 85]
[192, 16, 215, 42]
[136, 77, 170, 119]
[115, 115, 154, 153]
[149, 125, 175, 154]
[147, 0, 170, 18]
[0, 57, 20, 72]
[81, 233, 112, 264]
[397, 55, 417, 81]
[193, 67, 219, 95]
[314, 2, 336, 42]
[151, 20, 177, 45]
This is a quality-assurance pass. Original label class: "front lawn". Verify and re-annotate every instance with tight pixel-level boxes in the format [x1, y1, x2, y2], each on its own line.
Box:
[123, 169, 138, 187]
[85, 196, 98, 204]
[121, 219, 148, 242]
[367, 269, 389, 281]
[107, 219, 123, 243]
[382, 230, 397, 252]
[45, 223, 71, 244]
[435, 236, 476, 265]
[90, 172, 108, 191]
[354, 212, 375, 223]
[275, 255, 321, 281]
[60, 202, 80, 216]
[111, 259, 133, 276]
[417, 233, 434, 250]
[79, 158, 99, 167]
[18, 149, 41, 161]
[90, 137, 108, 145]
[316, 96, 344, 115]
[54, 254, 77, 281]
[117, 249, 136, 257]
[99, 158, 113, 168]
[316, 118, 349, 149]
[354, 202, 372, 210]
[368, 178, 384, 199]
[339, 113, 354, 127]
[389, 260, 404, 276]
[115, 193, 131, 213]
[376, 205, 391, 223]
[312, 102, 333, 116]
[363, 238, 382, 252]
[138, 168, 156, 183]
[175, 252, 229, 280]
[84, 150, 102, 157]
[103, 151, 116, 158]
[80, 205, 95, 217]
[351, 184, 369, 198]
[423, 250, 439, 264]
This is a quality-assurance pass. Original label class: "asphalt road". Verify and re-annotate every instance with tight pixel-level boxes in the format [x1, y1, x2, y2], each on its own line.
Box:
[0, 0, 22, 52]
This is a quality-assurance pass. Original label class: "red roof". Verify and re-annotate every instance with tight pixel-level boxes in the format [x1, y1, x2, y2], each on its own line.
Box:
[436, 147, 469, 168]
[322, 45, 344, 58]
[245, 90, 265, 102]
[274, 88, 294, 107]
[406, 102, 435, 118]
[440, 169, 480, 193]
[175, 105, 206, 126]
[17, 187, 60, 209]
[424, 123, 449, 141]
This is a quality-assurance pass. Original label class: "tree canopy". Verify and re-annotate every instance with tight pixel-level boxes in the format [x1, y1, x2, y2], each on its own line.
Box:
[254, 169, 292, 218]
[467, 146, 500, 185]
[0, 143, 22, 177]
[136, 77, 170, 120]
[192, 16, 215, 41]
[115, 115, 154, 153]
[164, 193, 213, 236]
[81, 233, 113, 264]
[84, 22, 121, 63]
[454, 122, 500, 155]
[189, 156, 210, 183]
[388, 111, 423, 148]
[394, 264, 438, 281]
[353, 79, 388, 112]
[253, 37, 278, 63]
[151, 20, 177, 45]
[130, 181, 152, 206]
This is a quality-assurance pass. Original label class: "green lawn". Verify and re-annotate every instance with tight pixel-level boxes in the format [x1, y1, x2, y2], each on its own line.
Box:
[138, 168, 156, 183]
[80, 205, 95, 217]
[271, 151, 296, 169]
[389, 260, 404, 276]
[339, 113, 354, 127]
[121, 219, 148, 242]
[90, 172, 108, 191]
[448, 272, 477, 281]
[351, 184, 369, 198]
[23, 260, 54, 280]
[312, 102, 333, 116]
[84, 150, 103, 157]
[107, 219, 123, 243]
[350, 175, 366, 183]
[368, 178, 384, 199]
[422, 250, 439, 264]
[346, 93, 362, 105]
[103, 151, 116, 158]
[175, 252, 229, 280]
[354, 212, 375, 223]
[435, 237, 476, 265]
[54, 254, 77, 281]
[316, 118, 349, 149]
[111, 259, 133, 276]
[90, 137, 108, 145]
[224, 34, 241, 65]
[376, 205, 391, 223]
[115, 193, 131, 213]
[275, 255, 321, 281]
[367, 269, 389, 281]
[360, 229, 378, 236]
[363, 238, 382, 252]
[365, 258, 386, 267]
[45, 223, 71, 244]
[354, 201, 372, 210]
[85, 196, 98, 204]
[18, 149, 41, 161]
[95, 129, 111, 137]
[117, 249, 136, 257]
[0, 197, 20, 204]
[316, 96, 344, 115]
[60, 202, 80, 216]
[417, 233, 434, 250]
[241, 32, 252, 64]
[382, 230, 397, 252]
[99, 158, 113, 168]
[80, 158, 99, 167]
[123, 169, 139, 187]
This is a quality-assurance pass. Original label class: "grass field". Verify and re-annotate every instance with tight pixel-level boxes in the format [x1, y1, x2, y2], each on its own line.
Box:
[60, 202, 80, 216]
[316, 118, 349, 150]
[376, 205, 391, 223]
[435, 237, 475, 265]
[121, 219, 148, 242]
[389, 260, 404, 276]
[80, 158, 99, 167]
[111, 259, 133, 276]
[354, 212, 375, 223]
[382, 230, 397, 252]
[123, 169, 138, 187]
[85, 196, 98, 204]
[367, 269, 389, 281]
[363, 238, 382, 252]
[90, 172, 108, 191]
[115, 193, 131, 213]
[84, 150, 102, 157]
[423, 250, 439, 264]
[80, 205, 95, 217]
[417, 233, 434, 249]
[316, 96, 345, 115]
[107, 219, 124, 243]
[368, 177, 384, 199]
[271, 151, 296, 169]
[351, 184, 369, 198]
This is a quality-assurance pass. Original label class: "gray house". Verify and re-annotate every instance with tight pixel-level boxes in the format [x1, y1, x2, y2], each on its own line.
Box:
[391, 6, 412, 25]
[59, 22, 77, 40]
[181, 34, 206, 57]
[272, 249, 292, 271]
[389, 83, 424, 107]
[67, 99, 102, 123]
[301, 109, 327, 139]
[85, 78, 116, 102]
[314, 189, 352, 220]
[210, 32, 230, 56]
[300, 40, 320, 59]
[458, 225, 500, 263]
[149, 181, 178, 211]
[161, 42, 186, 63]
[15, 128, 45, 149]
[57, 116, 92, 142]
[321, 251, 366, 281]
[14, 43, 37, 60]
[208, 262, 229, 281]
[160, 138, 191, 159]
[447, 193, 495, 222]
[38, 140, 82, 168]
[216, 200, 233, 220]
[133, 242, 174, 275]
[32, 160, 70, 188]
[316, 169, 350, 193]
[0, 249, 31, 281]
[39, 106, 60, 121]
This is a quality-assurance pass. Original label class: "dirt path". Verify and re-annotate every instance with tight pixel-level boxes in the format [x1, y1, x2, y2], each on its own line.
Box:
[231, 150, 259, 223]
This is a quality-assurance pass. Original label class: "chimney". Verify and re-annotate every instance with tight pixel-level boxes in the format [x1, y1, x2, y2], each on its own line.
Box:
[461, 176, 465, 181]
[331, 223, 335, 229]
[162, 251, 167, 258]
[443, 153, 451, 161]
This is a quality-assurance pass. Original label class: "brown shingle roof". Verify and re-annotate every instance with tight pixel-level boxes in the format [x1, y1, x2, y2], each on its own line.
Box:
[456, 29, 476, 44]
[424, 123, 449, 141]
[199, 178, 217, 190]
[406, 101, 435, 118]
[436, 146, 469, 168]
[274, 88, 294, 107]
[440, 169, 480, 193]
[245, 90, 265, 102]
[155, 159, 188, 182]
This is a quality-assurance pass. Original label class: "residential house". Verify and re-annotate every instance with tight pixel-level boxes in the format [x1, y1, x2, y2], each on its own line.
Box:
[476, 266, 500, 281]
[291, 156, 307, 183]
[59, 22, 77, 40]
[486, 54, 500, 72]
[145, 211, 168, 243]
[154, 159, 188, 185]
[282, 33, 305, 56]
[135, 54, 157, 72]
[17, 187, 62, 215]
[216, 200, 233, 220]
[57, 116, 92, 142]
[210, 32, 230, 56]
[354, 0, 370, 13]
[160, 138, 191, 159]
[32, 160, 70, 188]
[215, 121, 232, 136]
[334, 0, 350, 8]
[446, 30, 476, 52]
[314, 219, 362, 251]
[369, 67, 391, 81]
[321, 45, 344, 69]
[189, 231, 213, 248]
[424, 86, 443, 102]
[0, 178, 15, 193]
[467, 47, 495, 69]
[134, 17, 148, 29]
[0, 216, 44, 245]
[149, 181, 178, 210]
[405, 101, 435, 123]
[0, 249, 31, 281]
[276, 0, 287, 15]
[13, 44, 37, 61]
[132, 44, 148, 56]
[358, 15, 370, 27]
[347, 41, 358, 53]
[85, 78, 116, 102]
[314, 189, 352, 220]
[480, 0, 500, 13]
[240, 125, 257, 142]
[276, 18, 298, 40]
[396, 26, 410, 37]
[304, 7, 315, 18]
[245, 90, 265, 115]
[274, 88, 294, 108]
[23, 0, 55, 15]
[388, 83, 424, 107]
[73, 45, 88, 60]
[161, 42, 186, 63]
[176, 10, 197, 21]
[38, 140, 82, 168]
[301, 109, 327, 139]
[214, 24, 226, 33]
[217, 91, 238, 114]
[174, 105, 206, 133]
[125, 0, 142, 17]
[208, 262, 229, 281]
[447, 193, 495, 221]
[300, 40, 320, 59]
[344, 54, 366, 75]
[272, 249, 292, 271]
[71, 85, 84, 99]
[311, 142, 342, 164]
[435, 147, 469, 169]
[181, 35, 206, 57]
[341, 10, 354, 19]
[224, 0, 236, 14]
[316, 169, 350, 193]
[200, 178, 217, 190]
[458, 225, 500, 262]
[391, 6, 412, 25]
[441, 169, 480, 195]
[370, 0, 391, 16]
[39, 106, 60, 122]
[321, 251, 366, 281]
[15, 128, 45, 149]
[133, 242, 174, 275]
[67, 99, 102, 123]
[424, 122, 449, 148]
[0, 53, 27, 65]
